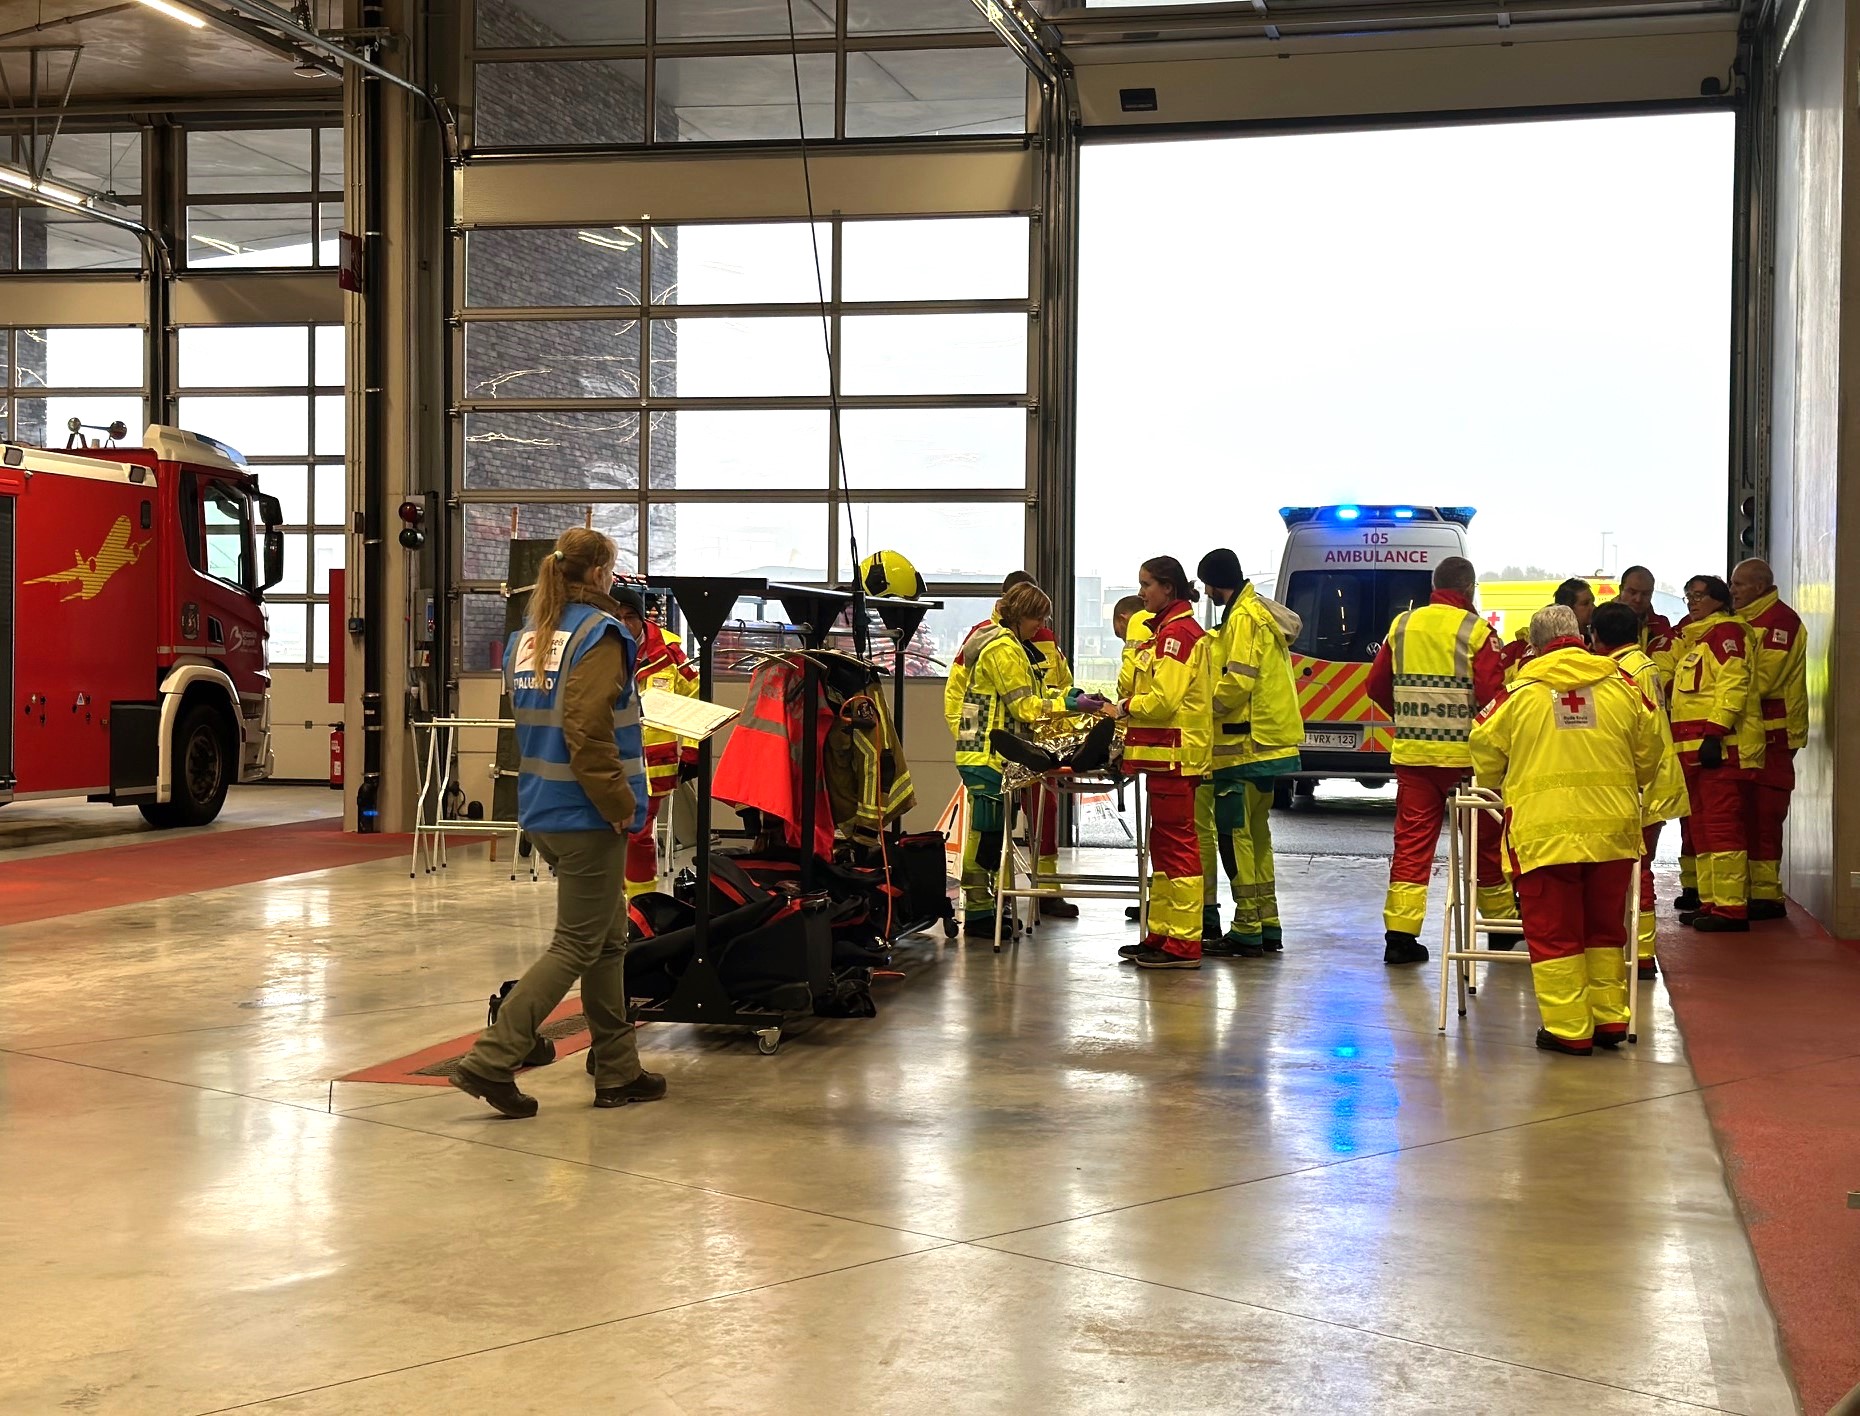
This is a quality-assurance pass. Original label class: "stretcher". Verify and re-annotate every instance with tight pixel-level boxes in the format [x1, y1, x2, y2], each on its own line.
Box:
[1437, 786, 1641, 1041]
[991, 768, 1149, 954]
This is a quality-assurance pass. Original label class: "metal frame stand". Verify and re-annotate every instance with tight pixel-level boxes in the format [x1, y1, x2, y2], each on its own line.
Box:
[993, 771, 1148, 953]
[1437, 786, 1641, 1042]
[410, 716, 532, 880]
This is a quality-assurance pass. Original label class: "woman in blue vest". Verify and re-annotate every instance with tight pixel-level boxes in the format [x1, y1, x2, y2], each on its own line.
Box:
[452, 528, 655, 1118]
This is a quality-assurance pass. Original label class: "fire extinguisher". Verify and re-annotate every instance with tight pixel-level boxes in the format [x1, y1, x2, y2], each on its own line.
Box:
[330, 725, 345, 791]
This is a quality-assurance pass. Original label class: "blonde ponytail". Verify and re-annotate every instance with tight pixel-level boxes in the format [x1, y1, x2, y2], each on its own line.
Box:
[529, 527, 617, 648]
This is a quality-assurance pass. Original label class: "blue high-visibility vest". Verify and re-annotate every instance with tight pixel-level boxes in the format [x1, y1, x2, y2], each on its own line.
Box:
[505, 601, 648, 833]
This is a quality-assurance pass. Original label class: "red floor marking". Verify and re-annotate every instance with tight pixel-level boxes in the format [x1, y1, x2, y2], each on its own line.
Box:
[339, 999, 591, 1086]
[0, 818, 422, 927]
[1659, 902, 1860, 1413]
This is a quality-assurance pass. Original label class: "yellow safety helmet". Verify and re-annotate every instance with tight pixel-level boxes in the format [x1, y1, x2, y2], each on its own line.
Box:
[857, 549, 923, 599]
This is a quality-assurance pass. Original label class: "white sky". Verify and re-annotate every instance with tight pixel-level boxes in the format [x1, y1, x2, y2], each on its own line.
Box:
[1075, 112, 1736, 600]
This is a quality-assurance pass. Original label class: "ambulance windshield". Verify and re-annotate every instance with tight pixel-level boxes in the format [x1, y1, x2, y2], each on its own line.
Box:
[1285, 569, 1431, 662]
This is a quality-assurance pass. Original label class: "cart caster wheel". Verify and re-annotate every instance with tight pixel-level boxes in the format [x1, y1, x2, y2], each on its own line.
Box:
[755, 1029, 781, 1056]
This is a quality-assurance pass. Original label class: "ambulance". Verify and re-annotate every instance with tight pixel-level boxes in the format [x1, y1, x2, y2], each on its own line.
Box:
[1273, 504, 1475, 795]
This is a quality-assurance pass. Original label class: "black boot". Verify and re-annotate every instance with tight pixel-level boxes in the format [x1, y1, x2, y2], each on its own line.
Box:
[1637, 957, 1659, 980]
[1673, 888, 1701, 912]
[1534, 1029, 1592, 1056]
[594, 1070, 668, 1108]
[449, 1066, 539, 1118]
[990, 730, 1058, 774]
[1383, 931, 1429, 965]
[1748, 899, 1787, 922]
[1692, 913, 1750, 933]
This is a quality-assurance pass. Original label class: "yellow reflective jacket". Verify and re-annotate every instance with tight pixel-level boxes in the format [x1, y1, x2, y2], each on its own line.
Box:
[1210, 583, 1304, 773]
[1469, 644, 1667, 873]
[952, 623, 1060, 771]
[1030, 630, 1073, 698]
[1737, 588, 1809, 755]
[1122, 601, 1212, 777]
[944, 613, 997, 742]
[1607, 644, 1689, 827]
[638, 626, 700, 798]
[1670, 612, 1765, 772]
[1116, 610, 1153, 701]
[1375, 595, 1504, 769]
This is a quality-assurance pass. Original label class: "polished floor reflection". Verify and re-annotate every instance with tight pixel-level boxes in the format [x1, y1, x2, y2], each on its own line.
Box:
[0, 830, 1793, 1415]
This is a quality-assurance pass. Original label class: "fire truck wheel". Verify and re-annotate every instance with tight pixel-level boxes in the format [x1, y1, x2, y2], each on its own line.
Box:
[138, 703, 232, 829]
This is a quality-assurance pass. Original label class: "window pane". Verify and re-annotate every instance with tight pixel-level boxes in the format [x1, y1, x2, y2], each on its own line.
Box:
[187, 203, 316, 267]
[849, 0, 988, 29]
[203, 482, 250, 586]
[176, 396, 309, 457]
[313, 466, 345, 524]
[461, 592, 511, 674]
[656, 54, 833, 143]
[649, 502, 826, 578]
[651, 409, 827, 489]
[466, 227, 643, 307]
[15, 206, 142, 271]
[838, 500, 1023, 579]
[15, 397, 146, 449]
[313, 534, 344, 593]
[657, 0, 833, 40]
[259, 465, 310, 525]
[266, 604, 309, 665]
[45, 129, 144, 196]
[879, 594, 999, 676]
[188, 130, 315, 194]
[474, 61, 648, 146]
[319, 128, 344, 189]
[278, 532, 310, 594]
[474, 0, 646, 45]
[317, 202, 343, 265]
[842, 217, 1030, 301]
[464, 502, 639, 581]
[656, 223, 830, 305]
[313, 603, 331, 665]
[844, 48, 1028, 139]
[463, 410, 640, 491]
[463, 320, 643, 400]
[17, 328, 143, 389]
[179, 326, 309, 388]
[315, 325, 345, 386]
[314, 396, 345, 456]
[653, 318, 830, 397]
[840, 313, 1027, 395]
[838, 408, 1026, 489]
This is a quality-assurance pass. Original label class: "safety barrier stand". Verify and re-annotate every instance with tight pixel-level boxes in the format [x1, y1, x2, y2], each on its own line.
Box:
[993, 770, 1148, 954]
[410, 716, 532, 881]
[1437, 785, 1640, 1041]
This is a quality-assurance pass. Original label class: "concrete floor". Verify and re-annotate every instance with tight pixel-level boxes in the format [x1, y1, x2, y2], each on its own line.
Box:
[0, 793, 1792, 1415]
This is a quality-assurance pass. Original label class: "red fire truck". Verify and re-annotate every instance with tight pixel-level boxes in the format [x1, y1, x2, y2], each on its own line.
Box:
[2, 425, 284, 827]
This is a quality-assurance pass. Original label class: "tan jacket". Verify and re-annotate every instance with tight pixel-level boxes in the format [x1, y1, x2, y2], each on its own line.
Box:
[560, 586, 638, 829]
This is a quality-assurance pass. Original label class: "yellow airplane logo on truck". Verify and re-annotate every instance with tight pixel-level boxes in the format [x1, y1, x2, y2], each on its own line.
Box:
[25, 515, 151, 601]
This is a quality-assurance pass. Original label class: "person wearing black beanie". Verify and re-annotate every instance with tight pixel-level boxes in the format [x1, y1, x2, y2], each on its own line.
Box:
[1196, 546, 1306, 959]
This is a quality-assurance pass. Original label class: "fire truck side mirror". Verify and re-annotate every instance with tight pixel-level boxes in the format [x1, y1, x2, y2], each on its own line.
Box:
[257, 492, 286, 592]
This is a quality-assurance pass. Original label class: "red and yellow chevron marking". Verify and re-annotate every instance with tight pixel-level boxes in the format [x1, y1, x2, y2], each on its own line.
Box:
[1293, 655, 1390, 753]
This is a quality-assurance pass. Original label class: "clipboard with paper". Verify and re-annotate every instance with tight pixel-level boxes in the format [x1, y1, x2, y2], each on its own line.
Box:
[640, 687, 737, 741]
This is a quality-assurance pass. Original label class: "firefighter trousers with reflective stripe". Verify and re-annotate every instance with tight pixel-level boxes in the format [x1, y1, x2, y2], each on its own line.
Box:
[1145, 773, 1204, 957]
[1384, 765, 1512, 935]
[1745, 749, 1794, 903]
[625, 794, 663, 899]
[960, 766, 1005, 921]
[1638, 822, 1661, 960]
[459, 830, 642, 1088]
[1516, 857, 1634, 1046]
[1683, 765, 1750, 922]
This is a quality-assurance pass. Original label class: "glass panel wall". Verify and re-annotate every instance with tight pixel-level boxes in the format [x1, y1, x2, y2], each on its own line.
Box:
[0, 327, 144, 448]
[467, 0, 1028, 146]
[177, 324, 346, 665]
[0, 130, 145, 271]
[456, 214, 1034, 673]
[183, 126, 344, 270]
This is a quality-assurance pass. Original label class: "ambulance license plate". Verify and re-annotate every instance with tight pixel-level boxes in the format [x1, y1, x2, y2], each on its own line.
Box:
[1302, 728, 1361, 751]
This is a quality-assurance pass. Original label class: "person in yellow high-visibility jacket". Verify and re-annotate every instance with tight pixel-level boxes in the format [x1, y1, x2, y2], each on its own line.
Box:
[1105, 556, 1213, 970]
[1470, 605, 1668, 1055]
[1194, 548, 1304, 958]
[1731, 559, 1809, 921]
[949, 582, 1069, 937]
[1593, 601, 1688, 978]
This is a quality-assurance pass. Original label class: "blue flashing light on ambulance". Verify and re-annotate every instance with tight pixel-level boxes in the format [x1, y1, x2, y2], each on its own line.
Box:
[1273, 504, 1476, 801]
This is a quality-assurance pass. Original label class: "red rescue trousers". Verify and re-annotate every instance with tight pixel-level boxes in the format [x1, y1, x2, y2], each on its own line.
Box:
[1745, 747, 1794, 904]
[1682, 764, 1750, 922]
[1517, 858, 1635, 1047]
[1384, 765, 1511, 936]
[1637, 822, 1661, 960]
[1145, 774, 1204, 959]
[625, 795, 662, 899]
[1021, 782, 1059, 870]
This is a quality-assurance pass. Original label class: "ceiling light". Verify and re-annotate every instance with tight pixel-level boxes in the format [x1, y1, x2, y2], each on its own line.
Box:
[0, 165, 90, 207]
[293, 53, 325, 77]
[576, 230, 636, 251]
[137, 0, 208, 27]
